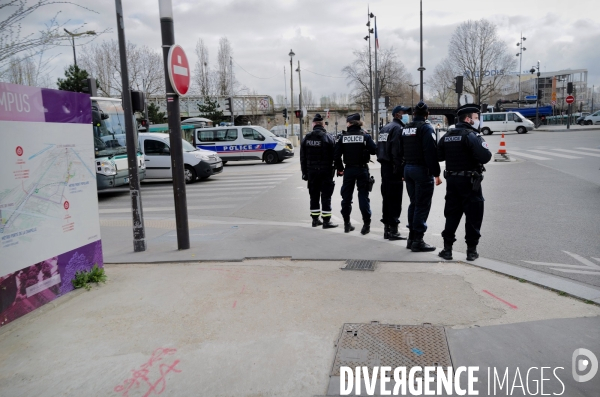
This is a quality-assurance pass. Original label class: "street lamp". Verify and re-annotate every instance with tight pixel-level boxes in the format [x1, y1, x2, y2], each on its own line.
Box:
[530, 60, 541, 127]
[515, 34, 526, 106]
[63, 28, 96, 67]
[289, 49, 295, 139]
[365, 15, 374, 134]
[409, 83, 419, 110]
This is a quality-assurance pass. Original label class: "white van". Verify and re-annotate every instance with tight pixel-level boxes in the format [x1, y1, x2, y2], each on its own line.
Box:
[582, 110, 600, 125]
[480, 112, 534, 135]
[195, 125, 294, 164]
[270, 124, 300, 138]
[138, 133, 223, 183]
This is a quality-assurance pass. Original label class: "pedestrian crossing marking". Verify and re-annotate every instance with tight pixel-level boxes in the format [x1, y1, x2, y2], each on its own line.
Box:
[552, 149, 600, 157]
[523, 251, 600, 276]
[527, 150, 581, 159]
[508, 150, 550, 160]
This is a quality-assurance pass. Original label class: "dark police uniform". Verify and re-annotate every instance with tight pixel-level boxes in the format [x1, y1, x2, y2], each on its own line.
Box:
[334, 113, 377, 234]
[392, 101, 440, 252]
[377, 105, 410, 240]
[300, 114, 338, 229]
[437, 104, 492, 261]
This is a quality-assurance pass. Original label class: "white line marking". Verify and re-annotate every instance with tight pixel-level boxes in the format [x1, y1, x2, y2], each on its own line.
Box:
[99, 204, 238, 214]
[527, 150, 581, 159]
[552, 149, 600, 157]
[522, 251, 600, 275]
[508, 150, 551, 160]
[575, 147, 600, 153]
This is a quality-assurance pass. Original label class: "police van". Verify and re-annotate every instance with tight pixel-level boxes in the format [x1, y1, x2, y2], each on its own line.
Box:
[194, 125, 294, 164]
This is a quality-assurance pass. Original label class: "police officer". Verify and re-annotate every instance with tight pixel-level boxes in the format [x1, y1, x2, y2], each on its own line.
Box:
[392, 101, 442, 252]
[334, 113, 377, 234]
[300, 113, 339, 229]
[437, 104, 492, 261]
[377, 105, 411, 240]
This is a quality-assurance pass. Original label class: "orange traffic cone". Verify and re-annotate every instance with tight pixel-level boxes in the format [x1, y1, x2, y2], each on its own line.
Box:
[497, 133, 507, 154]
[494, 133, 511, 162]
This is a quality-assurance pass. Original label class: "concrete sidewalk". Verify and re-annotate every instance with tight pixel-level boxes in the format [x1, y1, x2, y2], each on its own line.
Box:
[1, 259, 598, 396]
[534, 125, 599, 132]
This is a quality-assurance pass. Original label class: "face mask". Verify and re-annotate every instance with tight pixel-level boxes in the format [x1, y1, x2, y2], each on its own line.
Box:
[471, 119, 480, 129]
[402, 115, 409, 124]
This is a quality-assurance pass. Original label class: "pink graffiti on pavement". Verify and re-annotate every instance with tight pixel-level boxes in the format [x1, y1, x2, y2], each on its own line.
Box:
[114, 347, 181, 397]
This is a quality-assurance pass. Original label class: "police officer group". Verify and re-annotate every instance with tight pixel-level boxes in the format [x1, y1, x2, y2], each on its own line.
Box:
[300, 102, 492, 261]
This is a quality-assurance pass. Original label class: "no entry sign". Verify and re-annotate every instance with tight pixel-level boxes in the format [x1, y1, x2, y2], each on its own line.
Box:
[565, 95, 575, 104]
[167, 44, 190, 96]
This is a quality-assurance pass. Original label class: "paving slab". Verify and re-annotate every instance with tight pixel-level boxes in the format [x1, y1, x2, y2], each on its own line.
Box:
[1, 260, 598, 397]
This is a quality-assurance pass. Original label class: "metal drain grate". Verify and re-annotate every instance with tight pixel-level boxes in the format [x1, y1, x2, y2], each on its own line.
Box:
[341, 260, 377, 271]
[330, 323, 452, 377]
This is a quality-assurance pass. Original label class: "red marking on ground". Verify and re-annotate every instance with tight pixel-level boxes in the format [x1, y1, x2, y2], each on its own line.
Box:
[483, 290, 518, 309]
[240, 285, 245, 294]
[232, 300, 237, 308]
[114, 347, 181, 397]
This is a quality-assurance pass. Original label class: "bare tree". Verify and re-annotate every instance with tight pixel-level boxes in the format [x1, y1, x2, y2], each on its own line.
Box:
[79, 40, 163, 98]
[426, 58, 455, 106]
[342, 46, 412, 107]
[193, 38, 213, 96]
[0, 1, 106, 76]
[216, 37, 232, 96]
[446, 19, 516, 103]
[302, 88, 314, 109]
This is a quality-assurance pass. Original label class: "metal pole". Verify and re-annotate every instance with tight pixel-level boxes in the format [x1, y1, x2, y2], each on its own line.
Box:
[230, 56, 234, 124]
[419, 0, 424, 100]
[158, 0, 189, 250]
[536, 63, 540, 127]
[367, 11, 374, 134]
[72, 36, 77, 67]
[374, 15, 379, 142]
[115, 0, 145, 252]
[290, 51, 294, 138]
[297, 60, 303, 142]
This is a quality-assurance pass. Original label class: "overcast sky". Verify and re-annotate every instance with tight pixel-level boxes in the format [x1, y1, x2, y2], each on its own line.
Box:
[21, 0, 600, 101]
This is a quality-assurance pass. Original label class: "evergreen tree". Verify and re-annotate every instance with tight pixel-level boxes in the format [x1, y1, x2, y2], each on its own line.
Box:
[57, 65, 90, 92]
[197, 96, 227, 124]
[148, 102, 165, 124]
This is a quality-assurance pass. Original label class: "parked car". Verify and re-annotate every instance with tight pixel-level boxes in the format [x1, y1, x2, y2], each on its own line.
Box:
[576, 113, 590, 125]
[582, 111, 600, 125]
[138, 132, 223, 183]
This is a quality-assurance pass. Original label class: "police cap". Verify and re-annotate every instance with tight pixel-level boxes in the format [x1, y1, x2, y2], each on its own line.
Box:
[313, 113, 324, 122]
[346, 113, 361, 122]
[456, 103, 480, 117]
[415, 101, 428, 112]
[392, 105, 411, 115]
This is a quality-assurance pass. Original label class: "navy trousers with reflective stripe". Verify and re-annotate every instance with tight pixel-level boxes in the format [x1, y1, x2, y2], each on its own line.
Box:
[308, 170, 334, 217]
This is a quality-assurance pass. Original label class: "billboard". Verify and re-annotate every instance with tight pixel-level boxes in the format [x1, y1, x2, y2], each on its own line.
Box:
[0, 83, 102, 327]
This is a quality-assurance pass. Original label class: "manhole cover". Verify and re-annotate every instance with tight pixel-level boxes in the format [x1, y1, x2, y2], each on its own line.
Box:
[342, 260, 377, 271]
[330, 323, 452, 377]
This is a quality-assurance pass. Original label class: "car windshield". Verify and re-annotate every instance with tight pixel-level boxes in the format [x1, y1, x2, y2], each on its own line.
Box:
[93, 99, 129, 158]
[166, 138, 197, 152]
[253, 125, 277, 138]
[514, 112, 526, 121]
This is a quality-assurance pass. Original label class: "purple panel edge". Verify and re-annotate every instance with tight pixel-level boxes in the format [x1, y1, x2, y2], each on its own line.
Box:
[41, 88, 92, 124]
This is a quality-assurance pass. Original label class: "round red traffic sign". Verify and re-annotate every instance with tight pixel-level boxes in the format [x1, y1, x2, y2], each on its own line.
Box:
[63, 201, 70, 210]
[167, 44, 190, 96]
[16, 146, 23, 156]
[566, 95, 575, 104]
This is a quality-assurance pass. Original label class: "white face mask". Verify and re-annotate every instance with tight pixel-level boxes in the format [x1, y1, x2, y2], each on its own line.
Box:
[471, 119, 480, 129]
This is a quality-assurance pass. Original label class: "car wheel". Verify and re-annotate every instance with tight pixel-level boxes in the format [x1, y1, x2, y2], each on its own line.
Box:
[516, 126, 527, 134]
[482, 127, 491, 135]
[184, 165, 197, 184]
[585, 120, 593, 125]
[264, 150, 278, 164]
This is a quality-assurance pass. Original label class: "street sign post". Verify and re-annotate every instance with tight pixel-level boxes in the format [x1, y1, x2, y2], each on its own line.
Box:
[167, 44, 190, 96]
[565, 96, 574, 130]
[565, 95, 574, 104]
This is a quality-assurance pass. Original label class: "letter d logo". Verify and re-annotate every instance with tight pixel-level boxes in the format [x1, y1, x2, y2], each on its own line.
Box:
[572, 348, 598, 382]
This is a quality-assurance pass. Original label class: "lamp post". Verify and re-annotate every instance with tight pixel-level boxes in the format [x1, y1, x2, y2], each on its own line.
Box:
[592, 85, 595, 113]
[289, 49, 295, 139]
[515, 33, 526, 107]
[418, 0, 426, 100]
[409, 83, 419, 112]
[63, 28, 96, 67]
[369, 11, 379, 140]
[529, 61, 541, 127]
[296, 61, 304, 141]
[365, 12, 374, 134]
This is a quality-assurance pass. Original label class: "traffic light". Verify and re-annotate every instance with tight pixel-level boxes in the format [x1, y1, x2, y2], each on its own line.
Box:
[481, 104, 488, 113]
[130, 90, 145, 113]
[282, 108, 288, 119]
[538, 89, 542, 101]
[294, 110, 301, 118]
[385, 96, 390, 107]
[81, 77, 97, 97]
[567, 82, 573, 94]
[455, 76, 463, 94]
[224, 97, 233, 112]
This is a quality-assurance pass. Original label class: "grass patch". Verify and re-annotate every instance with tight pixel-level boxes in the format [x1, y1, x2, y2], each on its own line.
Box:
[558, 291, 567, 296]
[72, 264, 107, 291]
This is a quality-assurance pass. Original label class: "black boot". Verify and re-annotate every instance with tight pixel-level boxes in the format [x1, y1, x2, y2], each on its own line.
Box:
[438, 243, 453, 260]
[411, 234, 436, 252]
[406, 231, 414, 250]
[360, 220, 371, 235]
[322, 218, 338, 229]
[466, 246, 479, 261]
[344, 222, 355, 233]
[383, 224, 390, 239]
[388, 224, 407, 241]
[311, 216, 323, 227]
